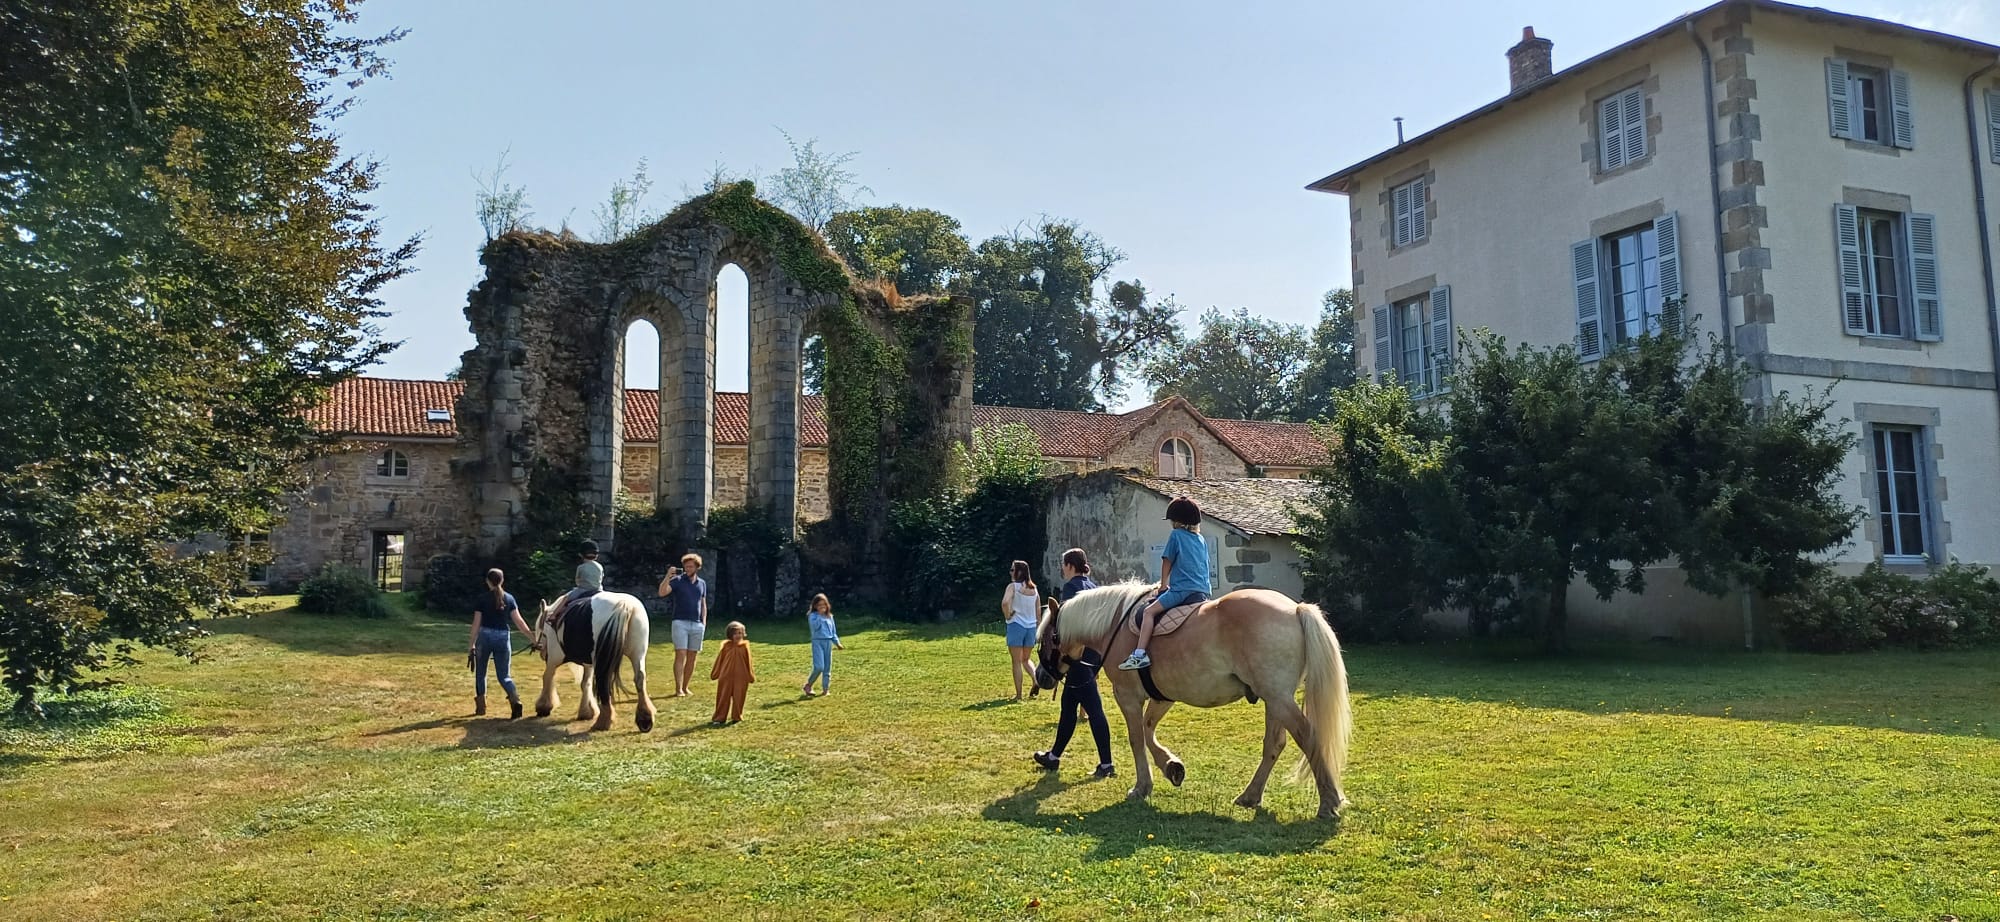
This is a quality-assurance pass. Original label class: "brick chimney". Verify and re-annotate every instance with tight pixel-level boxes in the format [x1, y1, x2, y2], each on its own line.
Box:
[1507, 26, 1554, 93]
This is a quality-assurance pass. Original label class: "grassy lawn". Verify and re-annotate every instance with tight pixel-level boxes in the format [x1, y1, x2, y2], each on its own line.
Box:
[2, 595, 1997, 921]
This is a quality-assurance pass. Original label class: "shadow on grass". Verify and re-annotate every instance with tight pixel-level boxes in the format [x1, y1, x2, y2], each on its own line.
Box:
[206, 602, 462, 657]
[1354, 640, 2000, 738]
[362, 714, 595, 749]
[877, 618, 1008, 643]
[982, 774, 1339, 858]
[962, 697, 1021, 712]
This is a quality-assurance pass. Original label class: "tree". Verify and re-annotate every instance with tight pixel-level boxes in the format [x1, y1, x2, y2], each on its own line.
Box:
[473, 148, 533, 242]
[1291, 288, 1359, 421]
[0, 2, 414, 713]
[823, 206, 972, 296]
[1146, 307, 1310, 421]
[765, 131, 868, 232]
[591, 158, 655, 242]
[968, 222, 1182, 410]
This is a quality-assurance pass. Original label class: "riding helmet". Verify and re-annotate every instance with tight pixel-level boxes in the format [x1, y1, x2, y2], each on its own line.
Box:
[1165, 496, 1202, 527]
[579, 539, 600, 556]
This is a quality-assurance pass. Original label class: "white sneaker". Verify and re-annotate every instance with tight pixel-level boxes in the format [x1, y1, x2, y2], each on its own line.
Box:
[1117, 651, 1151, 671]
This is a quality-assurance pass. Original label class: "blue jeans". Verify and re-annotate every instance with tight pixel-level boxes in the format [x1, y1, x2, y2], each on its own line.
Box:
[807, 638, 834, 692]
[474, 628, 517, 701]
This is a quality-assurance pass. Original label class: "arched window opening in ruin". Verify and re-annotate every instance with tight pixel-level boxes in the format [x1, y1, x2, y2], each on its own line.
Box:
[622, 317, 660, 392]
[618, 317, 663, 505]
[715, 263, 749, 393]
[376, 448, 408, 478]
[800, 332, 824, 396]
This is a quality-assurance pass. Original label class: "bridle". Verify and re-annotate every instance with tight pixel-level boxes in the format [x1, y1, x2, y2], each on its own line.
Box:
[1036, 597, 1069, 686]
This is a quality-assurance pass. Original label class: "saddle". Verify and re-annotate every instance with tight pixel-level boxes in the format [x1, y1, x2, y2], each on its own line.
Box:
[552, 592, 598, 665]
[1126, 594, 1204, 638]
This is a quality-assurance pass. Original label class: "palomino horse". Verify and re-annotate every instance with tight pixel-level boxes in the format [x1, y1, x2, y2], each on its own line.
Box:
[532, 592, 657, 733]
[1036, 582, 1351, 817]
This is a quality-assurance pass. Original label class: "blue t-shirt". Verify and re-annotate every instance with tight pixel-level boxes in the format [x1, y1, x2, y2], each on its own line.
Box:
[473, 591, 518, 630]
[1060, 575, 1098, 602]
[1163, 528, 1210, 596]
[667, 574, 706, 622]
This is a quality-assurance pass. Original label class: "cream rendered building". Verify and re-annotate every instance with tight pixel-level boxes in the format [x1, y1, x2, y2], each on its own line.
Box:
[1311, 0, 2000, 637]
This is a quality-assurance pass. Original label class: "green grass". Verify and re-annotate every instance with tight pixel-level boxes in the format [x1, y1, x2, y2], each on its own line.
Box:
[2, 595, 1997, 921]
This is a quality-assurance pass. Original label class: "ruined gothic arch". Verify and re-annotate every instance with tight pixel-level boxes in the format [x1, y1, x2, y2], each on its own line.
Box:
[451, 197, 837, 555]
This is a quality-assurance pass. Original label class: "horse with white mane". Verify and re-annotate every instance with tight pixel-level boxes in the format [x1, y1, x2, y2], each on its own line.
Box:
[1035, 582, 1351, 817]
[531, 591, 657, 733]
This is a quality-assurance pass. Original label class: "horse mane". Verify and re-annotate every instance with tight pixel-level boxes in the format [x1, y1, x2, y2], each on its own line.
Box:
[1055, 580, 1152, 644]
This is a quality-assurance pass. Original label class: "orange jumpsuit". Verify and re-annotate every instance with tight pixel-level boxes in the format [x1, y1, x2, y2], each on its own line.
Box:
[709, 638, 755, 722]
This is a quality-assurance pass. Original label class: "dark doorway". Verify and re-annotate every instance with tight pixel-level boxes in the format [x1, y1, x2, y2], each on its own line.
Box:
[371, 531, 406, 591]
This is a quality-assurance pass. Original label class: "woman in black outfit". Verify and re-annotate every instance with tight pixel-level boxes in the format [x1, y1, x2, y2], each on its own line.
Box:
[1033, 548, 1115, 778]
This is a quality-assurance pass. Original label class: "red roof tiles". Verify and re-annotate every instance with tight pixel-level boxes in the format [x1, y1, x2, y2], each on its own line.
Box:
[313, 377, 1323, 468]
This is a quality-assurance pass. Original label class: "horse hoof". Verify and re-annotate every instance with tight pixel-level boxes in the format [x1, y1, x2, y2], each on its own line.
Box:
[590, 720, 613, 733]
[636, 713, 655, 734]
[1234, 794, 1261, 809]
[534, 706, 551, 718]
[1126, 787, 1150, 801]
[1164, 760, 1185, 787]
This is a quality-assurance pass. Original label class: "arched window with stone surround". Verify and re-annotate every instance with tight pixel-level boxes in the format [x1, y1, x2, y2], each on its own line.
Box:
[376, 448, 409, 478]
[1157, 437, 1195, 479]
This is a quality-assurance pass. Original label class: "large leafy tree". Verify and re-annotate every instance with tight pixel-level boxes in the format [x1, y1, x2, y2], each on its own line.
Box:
[824, 205, 972, 296]
[0, 2, 414, 713]
[968, 221, 1181, 410]
[1146, 307, 1310, 421]
[1290, 288, 1359, 421]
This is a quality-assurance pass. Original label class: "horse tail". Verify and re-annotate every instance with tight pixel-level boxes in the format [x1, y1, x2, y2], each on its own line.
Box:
[591, 601, 627, 711]
[1292, 601, 1351, 785]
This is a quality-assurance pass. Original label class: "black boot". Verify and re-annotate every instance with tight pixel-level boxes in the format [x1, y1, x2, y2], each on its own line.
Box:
[509, 698, 523, 720]
[1033, 751, 1060, 771]
[474, 695, 486, 716]
[1093, 763, 1116, 779]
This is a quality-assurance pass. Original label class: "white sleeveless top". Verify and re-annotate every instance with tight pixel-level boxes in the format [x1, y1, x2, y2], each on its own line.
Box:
[1007, 581, 1039, 627]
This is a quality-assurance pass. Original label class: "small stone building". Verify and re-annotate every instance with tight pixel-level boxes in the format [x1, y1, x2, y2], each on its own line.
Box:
[1043, 472, 1320, 600]
[266, 378, 1328, 590]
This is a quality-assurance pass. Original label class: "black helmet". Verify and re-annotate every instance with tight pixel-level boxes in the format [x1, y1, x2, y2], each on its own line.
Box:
[579, 539, 600, 556]
[1165, 496, 1202, 527]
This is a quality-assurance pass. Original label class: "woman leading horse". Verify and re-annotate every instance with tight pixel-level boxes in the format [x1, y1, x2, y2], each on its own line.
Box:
[1036, 582, 1351, 817]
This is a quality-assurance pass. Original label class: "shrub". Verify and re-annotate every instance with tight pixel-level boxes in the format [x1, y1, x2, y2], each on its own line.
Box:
[296, 565, 389, 618]
[420, 555, 472, 614]
[1769, 561, 2000, 652]
[885, 424, 1049, 620]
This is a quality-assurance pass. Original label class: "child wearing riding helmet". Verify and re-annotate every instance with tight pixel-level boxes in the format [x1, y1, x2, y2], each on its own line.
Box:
[1119, 496, 1209, 671]
[556, 539, 604, 610]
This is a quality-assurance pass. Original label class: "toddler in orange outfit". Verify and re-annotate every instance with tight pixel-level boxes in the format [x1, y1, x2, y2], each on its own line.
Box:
[709, 621, 755, 724]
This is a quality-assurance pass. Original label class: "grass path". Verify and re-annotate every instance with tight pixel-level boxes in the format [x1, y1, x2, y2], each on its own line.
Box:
[2, 597, 1997, 921]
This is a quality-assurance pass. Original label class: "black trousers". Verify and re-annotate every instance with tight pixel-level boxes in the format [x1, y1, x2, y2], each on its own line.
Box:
[1051, 650, 1112, 766]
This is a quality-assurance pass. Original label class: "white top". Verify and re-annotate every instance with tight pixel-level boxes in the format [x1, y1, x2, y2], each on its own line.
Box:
[1006, 581, 1039, 627]
[575, 559, 604, 591]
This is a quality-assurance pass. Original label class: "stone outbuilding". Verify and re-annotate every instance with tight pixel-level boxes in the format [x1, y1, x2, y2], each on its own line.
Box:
[1042, 471, 1319, 600]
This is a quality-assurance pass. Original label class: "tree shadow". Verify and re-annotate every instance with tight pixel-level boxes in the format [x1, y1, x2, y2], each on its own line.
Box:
[1356, 641, 2000, 738]
[981, 774, 1340, 858]
[206, 605, 463, 657]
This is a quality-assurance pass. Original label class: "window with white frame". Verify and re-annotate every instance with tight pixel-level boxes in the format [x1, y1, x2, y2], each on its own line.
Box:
[1157, 438, 1195, 479]
[1826, 58, 1913, 148]
[1390, 178, 1427, 247]
[1870, 426, 1930, 561]
[1370, 286, 1453, 393]
[1835, 204, 1939, 341]
[1597, 86, 1647, 172]
[376, 448, 409, 478]
[1571, 214, 1683, 360]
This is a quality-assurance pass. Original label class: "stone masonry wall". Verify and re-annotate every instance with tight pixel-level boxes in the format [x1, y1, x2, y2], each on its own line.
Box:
[268, 440, 465, 589]
[1101, 404, 1250, 479]
[616, 442, 830, 523]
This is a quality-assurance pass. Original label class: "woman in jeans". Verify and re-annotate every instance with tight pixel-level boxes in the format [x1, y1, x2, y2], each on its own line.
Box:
[1033, 548, 1113, 778]
[469, 568, 536, 719]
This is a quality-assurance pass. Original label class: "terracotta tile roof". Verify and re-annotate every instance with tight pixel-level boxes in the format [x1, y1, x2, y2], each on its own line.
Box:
[1207, 418, 1329, 468]
[312, 378, 1322, 467]
[1124, 476, 1321, 536]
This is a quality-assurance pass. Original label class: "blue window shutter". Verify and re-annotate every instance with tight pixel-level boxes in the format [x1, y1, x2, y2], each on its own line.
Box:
[1988, 91, 2000, 164]
[1427, 285, 1453, 390]
[1572, 240, 1603, 360]
[1372, 304, 1393, 381]
[1621, 88, 1646, 161]
[1654, 212, 1683, 336]
[1888, 69, 1914, 149]
[1826, 59, 1852, 139]
[1907, 212, 1940, 341]
[1599, 95, 1625, 171]
[1834, 205, 1868, 335]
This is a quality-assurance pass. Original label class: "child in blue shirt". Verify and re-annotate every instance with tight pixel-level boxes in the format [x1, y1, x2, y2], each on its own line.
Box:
[1119, 497, 1210, 671]
[803, 593, 844, 697]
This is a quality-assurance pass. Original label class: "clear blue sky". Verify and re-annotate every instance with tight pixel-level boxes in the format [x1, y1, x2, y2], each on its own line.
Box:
[341, 0, 1990, 408]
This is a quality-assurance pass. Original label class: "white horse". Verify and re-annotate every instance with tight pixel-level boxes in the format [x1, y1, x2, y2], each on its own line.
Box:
[532, 591, 657, 733]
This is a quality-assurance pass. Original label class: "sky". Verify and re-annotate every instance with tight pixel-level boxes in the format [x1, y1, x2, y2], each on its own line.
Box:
[340, 0, 1994, 409]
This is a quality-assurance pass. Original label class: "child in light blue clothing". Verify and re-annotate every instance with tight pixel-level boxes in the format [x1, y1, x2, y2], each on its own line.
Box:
[803, 593, 844, 697]
[1120, 496, 1210, 671]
